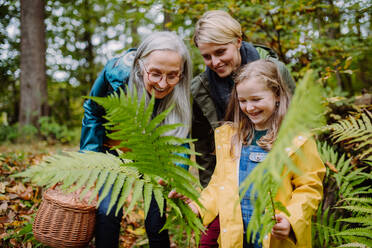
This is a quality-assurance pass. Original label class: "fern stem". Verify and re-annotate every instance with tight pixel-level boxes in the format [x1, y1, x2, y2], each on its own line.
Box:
[269, 188, 277, 224]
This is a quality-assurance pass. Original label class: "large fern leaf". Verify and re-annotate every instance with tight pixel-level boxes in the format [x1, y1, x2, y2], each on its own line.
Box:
[15, 87, 204, 243]
[323, 110, 372, 159]
[240, 70, 326, 244]
[314, 141, 372, 247]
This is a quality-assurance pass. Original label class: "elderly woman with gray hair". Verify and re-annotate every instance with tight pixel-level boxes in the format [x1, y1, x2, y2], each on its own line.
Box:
[80, 31, 192, 248]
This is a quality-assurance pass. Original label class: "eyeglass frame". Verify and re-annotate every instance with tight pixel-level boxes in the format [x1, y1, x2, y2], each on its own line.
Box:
[140, 59, 182, 85]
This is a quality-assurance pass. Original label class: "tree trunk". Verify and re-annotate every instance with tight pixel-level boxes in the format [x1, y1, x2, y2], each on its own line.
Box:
[19, 0, 47, 127]
[163, 1, 172, 31]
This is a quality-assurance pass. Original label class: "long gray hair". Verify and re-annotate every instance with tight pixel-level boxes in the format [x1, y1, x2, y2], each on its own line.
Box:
[128, 31, 192, 138]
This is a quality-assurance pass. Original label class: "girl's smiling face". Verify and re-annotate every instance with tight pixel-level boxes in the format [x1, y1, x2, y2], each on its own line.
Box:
[237, 77, 279, 130]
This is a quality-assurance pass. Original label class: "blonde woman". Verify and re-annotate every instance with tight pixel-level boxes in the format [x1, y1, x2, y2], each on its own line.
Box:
[191, 10, 295, 246]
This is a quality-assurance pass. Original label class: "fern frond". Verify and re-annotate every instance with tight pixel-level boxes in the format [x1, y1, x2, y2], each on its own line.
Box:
[338, 242, 370, 248]
[336, 205, 372, 214]
[164, 198, 205, 246]
[315, 140, 372, 247]
[124, 180, 144, 217]
[115, 175, 136, 216]
[322, 110, 372, 159]
[15, 87, 204, 243]
[340, 197, 372, 205]
[336, 228, 372, 239]
[338, 216, 372, 226]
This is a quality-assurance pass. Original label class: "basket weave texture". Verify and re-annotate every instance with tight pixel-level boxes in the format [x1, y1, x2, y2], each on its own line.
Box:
[33, 187, 97, 248]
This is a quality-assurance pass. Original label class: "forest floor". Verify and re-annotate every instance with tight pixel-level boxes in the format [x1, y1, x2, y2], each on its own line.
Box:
[0, 142, 195, 248]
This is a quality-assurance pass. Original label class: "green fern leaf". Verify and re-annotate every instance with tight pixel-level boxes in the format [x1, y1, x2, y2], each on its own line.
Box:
[143, 182, 153, 217]
[153, 186, 164, 216]
[124, 180, 144, 217]
[336, 228, 372, 238]
[336, 205, 372, 214]
[80, 169, 100, 200]
[68, 169, 91, 193]
[115, 175, 136, 216]
[338, 216, 372, 226]
[106, 173, 126, 215]
[338, 241, 371, 247]
[97, 172, 118, 207]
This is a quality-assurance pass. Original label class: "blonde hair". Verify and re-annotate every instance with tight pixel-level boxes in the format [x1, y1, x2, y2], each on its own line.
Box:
[225, 59, 292, 151]
[193, 10, 242, 47]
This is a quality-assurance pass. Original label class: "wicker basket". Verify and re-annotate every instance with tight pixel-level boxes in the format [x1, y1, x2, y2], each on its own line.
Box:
[33, 186, 97, 248]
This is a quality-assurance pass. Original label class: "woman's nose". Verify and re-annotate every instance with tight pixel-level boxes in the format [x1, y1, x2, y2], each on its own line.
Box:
[211, 56, 220, 67]
[157, 77, 167, 88]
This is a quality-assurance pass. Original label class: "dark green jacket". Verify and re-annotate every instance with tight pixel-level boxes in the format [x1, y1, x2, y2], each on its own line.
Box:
[191, 45, 295, 187]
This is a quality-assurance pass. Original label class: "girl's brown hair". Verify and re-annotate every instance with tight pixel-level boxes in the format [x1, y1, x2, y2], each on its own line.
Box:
[225, 59, 292, 152]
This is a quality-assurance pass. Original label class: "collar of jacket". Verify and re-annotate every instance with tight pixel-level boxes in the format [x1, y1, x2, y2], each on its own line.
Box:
[216, 124, 311, 160]
[106, 48, 137, 94]
[191, 71, 220, 130]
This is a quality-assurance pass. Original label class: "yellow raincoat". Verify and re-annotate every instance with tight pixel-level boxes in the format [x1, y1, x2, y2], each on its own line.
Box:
[198, 124, 325, 248]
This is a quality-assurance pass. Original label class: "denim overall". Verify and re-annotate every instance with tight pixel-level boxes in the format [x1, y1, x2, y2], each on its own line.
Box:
[239, 130, 267, 248]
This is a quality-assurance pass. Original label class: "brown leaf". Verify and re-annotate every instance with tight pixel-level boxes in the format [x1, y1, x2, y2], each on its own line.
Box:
[10, 220, 26, 227]
[325, 161, 338, 173]
[0, 201, 8, 214]
[7, 183, 34, 200]
[7, 182, 26, 194]
[0, 182, 6, 193]
[0, 217, 10, 224]
[19, 185, 34, 200]
[126, 226, 146, 236]
[8, 193, 18, 200]
[7, 210, 16, 222]
[10, 238, 17, 246]
[0, 195, 10, 201]
[0, 232, 8, 239]
[19, 214, 33, 222]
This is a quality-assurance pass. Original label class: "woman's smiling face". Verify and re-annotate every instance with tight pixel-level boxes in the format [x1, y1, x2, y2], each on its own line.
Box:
[142, 50, 182, 99]
[197, 39, 242, 78]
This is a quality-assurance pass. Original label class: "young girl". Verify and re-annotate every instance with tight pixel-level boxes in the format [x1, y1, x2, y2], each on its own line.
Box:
[189, 59, 325, 248]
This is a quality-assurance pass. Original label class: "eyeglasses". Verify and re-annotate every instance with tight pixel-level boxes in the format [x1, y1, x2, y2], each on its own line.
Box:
[140, 60, 181, 85]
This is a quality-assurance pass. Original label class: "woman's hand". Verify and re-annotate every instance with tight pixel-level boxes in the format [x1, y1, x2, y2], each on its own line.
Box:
[168, 189, 200, 215]
[271, 213, 291, 240]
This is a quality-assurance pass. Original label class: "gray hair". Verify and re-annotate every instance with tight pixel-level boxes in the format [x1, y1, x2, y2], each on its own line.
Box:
[128, 31, 192, 138]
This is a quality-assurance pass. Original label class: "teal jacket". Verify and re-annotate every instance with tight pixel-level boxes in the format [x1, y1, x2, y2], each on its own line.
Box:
[80, 49, 136, 153]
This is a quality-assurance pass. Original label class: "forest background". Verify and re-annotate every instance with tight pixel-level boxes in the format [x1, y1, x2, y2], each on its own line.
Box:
[0, 0, 371, 247]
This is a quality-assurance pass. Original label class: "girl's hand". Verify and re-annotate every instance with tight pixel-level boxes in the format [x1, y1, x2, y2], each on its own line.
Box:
[271, 214, 291, 240]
